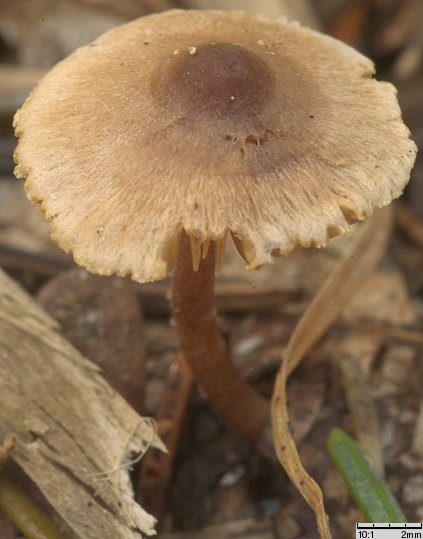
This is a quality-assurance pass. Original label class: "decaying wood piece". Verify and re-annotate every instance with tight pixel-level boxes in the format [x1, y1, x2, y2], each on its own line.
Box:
[0, 269, 165, 539]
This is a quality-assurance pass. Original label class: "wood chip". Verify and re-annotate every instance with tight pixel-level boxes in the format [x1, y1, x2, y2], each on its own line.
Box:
[0, 269, 165, 539]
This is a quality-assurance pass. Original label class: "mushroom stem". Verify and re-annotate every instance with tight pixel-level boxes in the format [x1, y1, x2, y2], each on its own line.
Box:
[172, 231, 270, 442]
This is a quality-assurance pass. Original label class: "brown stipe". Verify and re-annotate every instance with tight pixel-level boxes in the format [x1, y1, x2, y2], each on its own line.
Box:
[172, 231, 269, 441]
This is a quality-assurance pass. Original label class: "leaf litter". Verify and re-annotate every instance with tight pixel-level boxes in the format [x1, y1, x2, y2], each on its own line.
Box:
[271, 207, 393, 539]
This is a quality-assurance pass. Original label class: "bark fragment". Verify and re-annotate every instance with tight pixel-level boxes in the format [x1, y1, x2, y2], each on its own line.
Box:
[0, 269, 164, 539]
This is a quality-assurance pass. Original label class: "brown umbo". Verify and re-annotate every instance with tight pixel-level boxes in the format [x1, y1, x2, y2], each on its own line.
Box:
[14, 10, 416, 442]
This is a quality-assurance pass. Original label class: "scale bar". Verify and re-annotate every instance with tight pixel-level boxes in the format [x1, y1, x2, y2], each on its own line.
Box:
[357, 524, 423, 530]
[356, 523, 423, 539]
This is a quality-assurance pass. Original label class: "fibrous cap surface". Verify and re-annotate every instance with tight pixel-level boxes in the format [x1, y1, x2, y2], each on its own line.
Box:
[14, 10, 417, 282]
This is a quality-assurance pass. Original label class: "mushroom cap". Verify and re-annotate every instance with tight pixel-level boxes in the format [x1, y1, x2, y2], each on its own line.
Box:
[14, 10, 416, 283]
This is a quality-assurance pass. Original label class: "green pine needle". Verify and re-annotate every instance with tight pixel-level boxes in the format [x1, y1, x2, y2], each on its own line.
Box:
[327, 427, 407, 523]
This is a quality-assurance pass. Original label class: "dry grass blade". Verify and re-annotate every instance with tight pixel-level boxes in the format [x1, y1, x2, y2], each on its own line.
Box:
[271, 206, 393, 539]
[273, 363, 331, 538]
[284, 206, 393, 375]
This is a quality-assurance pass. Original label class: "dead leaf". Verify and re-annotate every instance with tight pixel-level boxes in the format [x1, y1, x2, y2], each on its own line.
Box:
[271, 206, 393, 539]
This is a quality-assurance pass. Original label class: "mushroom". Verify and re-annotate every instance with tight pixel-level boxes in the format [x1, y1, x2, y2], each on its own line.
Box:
[13, 10, 416, 445]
